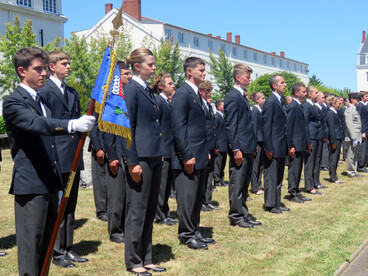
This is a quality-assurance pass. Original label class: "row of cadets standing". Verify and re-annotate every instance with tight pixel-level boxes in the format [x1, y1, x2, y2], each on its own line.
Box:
[356, 91, 368, 172]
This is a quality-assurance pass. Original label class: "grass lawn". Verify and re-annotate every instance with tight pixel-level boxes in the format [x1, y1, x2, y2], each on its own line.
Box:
[1, 148, 368, 275]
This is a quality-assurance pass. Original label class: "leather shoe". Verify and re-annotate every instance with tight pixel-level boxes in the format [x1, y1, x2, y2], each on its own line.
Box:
[321, 167, 328, 171]
[197, 237, 216, 244]
[168, 217, 178, 223]
[277, 206, 290, 211]
[110, 235, 125, 243]
[144, 266, 167, 273]
[266, 207, 282, 214]
[97, 214, 108, 221]
[317, 185, 328, 189]
[155, 218, 175, 226]
[201, 204, 212, 212]
[53, 257, 76, 268]
[245, 218, 262, 226]
[183, 239, 208, 250]
[127, 269, 152, 276]
[297, 194, 311, 201]
[67, 251, 89, 263]
[230, 220, 254, 228]
[290, 196, 304, 203]
[206, 203, 221, 210]
[358, 167, 368, 173]
[0, 252, 7, 257]
[307, 190, 322, 195]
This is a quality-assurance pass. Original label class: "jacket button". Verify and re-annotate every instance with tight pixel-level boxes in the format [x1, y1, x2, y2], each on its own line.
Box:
[159, 133, 162, 136]
[156, 119, 159, 123]
[54, 161, 57, 164]
[52, 145, 55, 149]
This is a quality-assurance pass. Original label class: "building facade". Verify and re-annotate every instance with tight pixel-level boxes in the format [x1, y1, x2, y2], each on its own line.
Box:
[357, 31, 368, 91]
[75, 1, 309, 86]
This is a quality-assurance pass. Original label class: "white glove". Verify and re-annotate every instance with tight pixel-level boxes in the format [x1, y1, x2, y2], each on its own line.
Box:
[353, 139, 359, 147]
[70, 115, 95, 132]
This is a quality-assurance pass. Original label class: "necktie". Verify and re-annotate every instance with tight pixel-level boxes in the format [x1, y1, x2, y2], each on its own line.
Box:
[61, 83, 68, 103]
[35, 91, 42, 109]
[145, 86, 154, 101]
[166, 98, 171, 106]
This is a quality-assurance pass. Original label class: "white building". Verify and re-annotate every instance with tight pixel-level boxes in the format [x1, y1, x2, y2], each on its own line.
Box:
[75, 1, 309, 86]
[357, 30, 368, 91]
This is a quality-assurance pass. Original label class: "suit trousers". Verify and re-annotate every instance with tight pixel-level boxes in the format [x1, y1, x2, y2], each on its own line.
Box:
[107, 163, 126, 239]
[346, 141, 358, 176]
[155, 159, 173, 221]
[91, 151, 108, 218]
[251, 142, 264, 192]
[304, 139, 322, 190]
[329, 139, 342, 181]
[204, 150, 216, 205]
[175, 168, 206, 242]
[321, 140, 330, 168]
[288, 151, 304, 197]
[15, 191, 58, 276]
[342, 140, 348, 160]
[228, 152, 253, 223]
[263, 156, 285, 208]
[214, 151, 227, 185]
[54, 170, 80, 259]
[357, 139, 368, 169]
[124, 158, 162, 269]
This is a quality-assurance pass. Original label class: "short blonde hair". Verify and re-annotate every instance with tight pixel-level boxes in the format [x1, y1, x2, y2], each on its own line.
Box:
[233, 64, 253, 81]
[198, 80, 213, 91]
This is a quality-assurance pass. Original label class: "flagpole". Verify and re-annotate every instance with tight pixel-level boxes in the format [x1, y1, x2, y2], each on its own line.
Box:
[40, 100, 95, 276]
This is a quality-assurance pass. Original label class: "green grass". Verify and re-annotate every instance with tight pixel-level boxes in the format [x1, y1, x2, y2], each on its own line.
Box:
[1, 148, 367, 275]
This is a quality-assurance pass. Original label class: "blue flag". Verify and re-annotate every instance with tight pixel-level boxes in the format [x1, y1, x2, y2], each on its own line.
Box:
[91, 47, 110, 109]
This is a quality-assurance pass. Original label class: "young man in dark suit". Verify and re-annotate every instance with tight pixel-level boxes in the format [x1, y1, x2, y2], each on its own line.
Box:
[286, 83, 312, 203]
[356, 91, 368, 172]
[171, 57, 214, 250]
[225, 64, 261, 227]
[3, 47, 94, 275]
[262, 75, 288, 214]
[214, 99, 227, 187]
[0, 148, 6, 257]
[40, 51, 88, 267]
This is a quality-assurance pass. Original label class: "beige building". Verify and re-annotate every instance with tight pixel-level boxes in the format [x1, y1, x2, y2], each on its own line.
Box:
[357, 30, 368, 91]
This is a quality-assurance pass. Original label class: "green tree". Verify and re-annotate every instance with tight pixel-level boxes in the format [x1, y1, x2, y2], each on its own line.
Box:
[115, 24, 133, 61]
[153, 38, 185, 87]
[309, 74, 323, 86]
[248, 71, 302, 98]
[208, 48, 234, 99]
[0, 16, 37, 97]
[42, 36, 63, 53]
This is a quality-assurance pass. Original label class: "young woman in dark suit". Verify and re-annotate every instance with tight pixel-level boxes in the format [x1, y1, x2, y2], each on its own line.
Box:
[124, 48, 164, 275]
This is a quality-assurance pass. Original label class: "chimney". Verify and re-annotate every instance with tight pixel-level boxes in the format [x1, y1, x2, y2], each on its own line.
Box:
[123, 0, 142, 22]
[235, 35, 240, 44]
[280, 51, 285, 57]
[215, 35, 221, 39]
[207, 33, 212, 37]
[271, 52, 276, 55]
[226, 32, 232, 42]
[363, 31, 366, 43]
[105, 3, 113, 14]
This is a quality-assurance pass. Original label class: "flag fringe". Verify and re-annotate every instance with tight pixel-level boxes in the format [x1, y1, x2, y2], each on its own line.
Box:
[98, 120, 131, 148]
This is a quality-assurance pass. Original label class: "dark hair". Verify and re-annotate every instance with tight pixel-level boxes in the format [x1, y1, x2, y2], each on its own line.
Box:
[359, 90, 368, 100]
[126, 48, 154, 73]
[117, 60, 129, 71]
[291, 82, 306, 96]
[215, 99, 224, 109]
[14, 47, 49, 78]
[269, 75, 282, 90]
[152, 72, 172, 94]
[183, 57, 205, 77]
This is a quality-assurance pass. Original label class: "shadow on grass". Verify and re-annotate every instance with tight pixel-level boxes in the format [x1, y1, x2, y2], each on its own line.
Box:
[73, 240, 101, 256]
[152, 244, 174, 263]
[0, 234, 16, 249]
[74, 218, 88, 231]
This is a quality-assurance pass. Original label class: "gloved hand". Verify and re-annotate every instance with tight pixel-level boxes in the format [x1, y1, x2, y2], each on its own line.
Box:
[70, 115, 95, 132]
[353, 139, 359, 147]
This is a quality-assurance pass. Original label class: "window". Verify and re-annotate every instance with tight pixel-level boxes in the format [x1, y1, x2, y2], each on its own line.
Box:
[220, 44, 225, 52]
[279, 60, 283, 67]
[263, 55, 267, 64]
[43, 0, 56, 13]
[294, 64, 297, 71]
[305, 66, 308, 73]
[287, 62, 290, 69]
[255, 74, 259, 79]
[272, 57, 275, 65]
[193, 36, 199, 47]
[253, 53, 258, 61]
[17, 0, 31, 8]
[232, 47, 237, 56]
[178, 32, 184, 43]
[208, 40, 213, 50]
[243, 50, 248, 59]
[165, 29, 172, 40]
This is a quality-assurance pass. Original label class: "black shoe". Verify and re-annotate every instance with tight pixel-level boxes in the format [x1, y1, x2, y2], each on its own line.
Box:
[184, 239, 208, 250]
[266, 207, 282, 214]
[97, 214, 108, 221]
[290, 196, 304, 203]
[277, 206, 290, 211]
[230, 220, 254, 228]
[67, 251, 89, 263]
[168, 217, 178, 223]
[169, 193, 176, 198]
[245, 217, 262, 226]
[247, 197, 252, 201]
[0, 252, 7, 257]
[155, 218, 175, 226]
[307, 190, 322, 195]
[321, 167, 328, 171]
[127, 269, 152, 276]
[297, 194, 311, 201]
[317, 185, 328, 189]
[206, 203, 221, 210]
[110, 235, 125, 243]
[144, 266, 167, 273]
[201, 204, 212, 211]
[358, 168, 368, 173]
[53, 257, 76, 268]
[197, 237, 216, 244]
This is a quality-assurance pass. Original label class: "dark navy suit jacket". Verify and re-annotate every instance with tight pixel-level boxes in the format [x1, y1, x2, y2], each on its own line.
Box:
[215, 112, 227, 152]
[124, 79, 162, 165]
[320, 104, 328, 139]
[261, 92, 287, 158]
[203, 101, 217, 151]
[224, 87, 256, 154]
[286, 99, 308, 152]
[40, 79, 83, 173]
[356, 102, 368, 134]
[252, 106, 263, 143]
[156, 94, 174, 160]
[171, 82, 208, 170]
[3, 85, 69, 195]
[303, 100, 322, 143]
[326, 109, 344, 143]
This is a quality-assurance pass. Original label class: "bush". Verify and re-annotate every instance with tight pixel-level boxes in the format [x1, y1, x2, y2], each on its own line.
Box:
[0, 116, 6, 134]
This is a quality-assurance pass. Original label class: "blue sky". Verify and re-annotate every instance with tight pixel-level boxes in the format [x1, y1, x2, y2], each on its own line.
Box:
[64, 0, 367, 91]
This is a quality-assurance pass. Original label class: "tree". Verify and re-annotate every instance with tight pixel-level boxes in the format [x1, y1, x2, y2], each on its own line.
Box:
[309, 74, 323, 86]
[247, 71, 302, 99]
[153, 38, 185, 87]
[208, 48, 234, 99]
[0, 16, 37, 98]
[42, 36, 63, 53]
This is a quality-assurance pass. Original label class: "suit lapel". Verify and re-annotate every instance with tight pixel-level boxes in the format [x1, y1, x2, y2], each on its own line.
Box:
[17, 86, 43, 115]
[65, 85, 75, 112]
[132, 79, 157, 106]
[185, 82, 205, 114]
[48, 80, 69, 110]
[270, 93, 286, 116]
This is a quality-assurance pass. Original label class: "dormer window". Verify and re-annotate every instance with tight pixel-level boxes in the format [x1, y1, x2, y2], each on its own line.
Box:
[17, 0, 32, 8]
